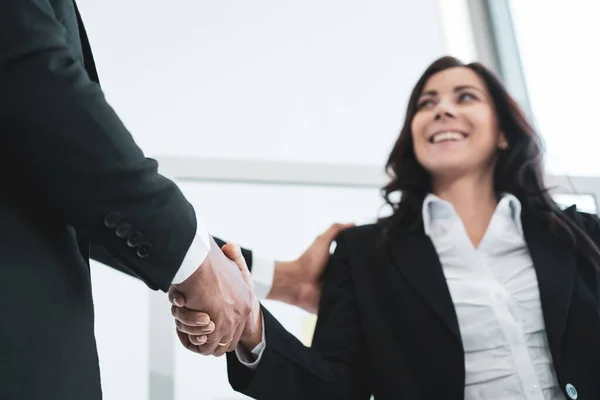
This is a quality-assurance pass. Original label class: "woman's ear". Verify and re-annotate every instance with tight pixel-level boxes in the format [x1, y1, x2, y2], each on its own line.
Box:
[498, 133, 509, 150]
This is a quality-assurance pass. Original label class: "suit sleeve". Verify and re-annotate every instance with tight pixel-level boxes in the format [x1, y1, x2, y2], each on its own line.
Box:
[225, 235, 371, 400]
[89, 244, 138, 279]
[90, 238, 253, 279]
[0, 0, 202, 291]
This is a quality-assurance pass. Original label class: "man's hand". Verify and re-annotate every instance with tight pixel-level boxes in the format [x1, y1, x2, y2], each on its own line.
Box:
[169, 237, 253, 357]
[269, 223, 354, 313]
[171, 243, 264, 356]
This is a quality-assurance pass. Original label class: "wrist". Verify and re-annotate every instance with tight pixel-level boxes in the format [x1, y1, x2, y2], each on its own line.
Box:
[241, 303, 263, 350]
[172, 252, 210, 297]
[267, 260, 302, 305]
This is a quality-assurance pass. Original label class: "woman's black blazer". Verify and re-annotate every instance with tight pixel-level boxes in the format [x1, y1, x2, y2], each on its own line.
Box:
[227, 206, 600, 400]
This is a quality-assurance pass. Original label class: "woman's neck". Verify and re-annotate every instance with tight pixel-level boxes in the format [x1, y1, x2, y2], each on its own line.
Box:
[432, 174, 499, 247]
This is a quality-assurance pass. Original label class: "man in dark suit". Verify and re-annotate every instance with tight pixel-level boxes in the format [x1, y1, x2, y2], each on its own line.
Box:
[0, 0, 349, 399]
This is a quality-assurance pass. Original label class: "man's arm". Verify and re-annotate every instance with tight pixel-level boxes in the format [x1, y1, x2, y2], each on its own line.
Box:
[89, 244, 139, 280]
[0, 0, 203, 290]
[91, 233, 276, 302]
[91, 238, 257, 281]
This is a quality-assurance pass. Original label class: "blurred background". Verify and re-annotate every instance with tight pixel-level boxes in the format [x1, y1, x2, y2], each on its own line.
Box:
[76, 0, 599, 398]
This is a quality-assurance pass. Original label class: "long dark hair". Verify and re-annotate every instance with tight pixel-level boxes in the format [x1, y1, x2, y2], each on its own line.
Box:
[379, 56, 600, 268]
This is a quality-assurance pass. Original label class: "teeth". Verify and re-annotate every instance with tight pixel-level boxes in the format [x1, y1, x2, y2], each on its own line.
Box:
[431, 131, 465, 143]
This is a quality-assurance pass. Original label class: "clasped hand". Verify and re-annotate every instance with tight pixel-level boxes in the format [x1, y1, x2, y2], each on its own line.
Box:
[169, 223, 353, 357]
[168, 238, 260, 357]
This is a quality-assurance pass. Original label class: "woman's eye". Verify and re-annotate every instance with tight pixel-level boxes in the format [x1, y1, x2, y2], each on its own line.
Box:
[417, 99, 435, 109]
[458, 92, 477, 102]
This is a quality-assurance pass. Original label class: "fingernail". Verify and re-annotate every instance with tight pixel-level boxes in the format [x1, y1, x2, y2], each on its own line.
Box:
[173, 297, 182, 307]
[201, 326, 213, 333]
[196, 336, 206, 344]
[196, 316, 209, 325]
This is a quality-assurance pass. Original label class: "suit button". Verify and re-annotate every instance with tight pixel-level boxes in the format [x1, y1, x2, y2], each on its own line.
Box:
[565, 383, 578, 399]
[115, 223, 133, 238]
[136, 242, 152, 258]
[104, 212, 121, 228]
[127, 231, 143, 248]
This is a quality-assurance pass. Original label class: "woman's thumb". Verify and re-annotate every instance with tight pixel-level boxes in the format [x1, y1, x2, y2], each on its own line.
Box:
[221, 243, 247, 273]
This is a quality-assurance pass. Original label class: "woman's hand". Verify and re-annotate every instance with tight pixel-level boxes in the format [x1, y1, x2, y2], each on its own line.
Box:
[169, 243, 263, 356]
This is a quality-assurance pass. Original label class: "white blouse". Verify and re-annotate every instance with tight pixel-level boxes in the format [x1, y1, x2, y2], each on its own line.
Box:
[423, 193, 564, 400]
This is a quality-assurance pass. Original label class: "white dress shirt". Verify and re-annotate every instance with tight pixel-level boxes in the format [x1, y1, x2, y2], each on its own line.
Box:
[238, 193, 566, 400]
[170, 211, 275, 299]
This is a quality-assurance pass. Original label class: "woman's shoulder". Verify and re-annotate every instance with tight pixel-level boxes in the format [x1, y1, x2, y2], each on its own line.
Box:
[564, 205, 600, 235]
[333, 223, 387, 266]
[336, 223, 383, 245]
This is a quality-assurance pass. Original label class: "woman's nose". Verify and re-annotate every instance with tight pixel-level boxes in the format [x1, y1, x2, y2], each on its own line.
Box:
[434, 98, 457, 119]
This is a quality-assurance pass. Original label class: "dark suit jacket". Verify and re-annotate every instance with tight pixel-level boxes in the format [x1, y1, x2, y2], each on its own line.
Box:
[0, 1, 252, 399]
[227, 206, 600, 400]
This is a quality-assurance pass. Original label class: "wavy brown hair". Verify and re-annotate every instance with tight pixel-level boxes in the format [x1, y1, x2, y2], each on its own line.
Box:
[379, 56, 600, 268]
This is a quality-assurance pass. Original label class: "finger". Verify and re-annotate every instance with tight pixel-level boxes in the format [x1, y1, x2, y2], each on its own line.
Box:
[197, 340, 219, 356]
[225, 320, 246, 353]
[221, 244, 252, 281]
[201, 321, 216, 335]
[171, 305, 211, 326]
[196, 328, 222, 355]
[176, 329, 203, 355]
[188, 334, 208, 346]
[168, 286, 185, 307]
[221, 243, 245, 267]
[212, 338, 231, 357]
[175, 319, 215, 336]
[211, 320, 245, 357]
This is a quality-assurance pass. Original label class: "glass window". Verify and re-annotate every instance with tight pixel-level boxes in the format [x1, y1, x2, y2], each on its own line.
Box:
[437, 0, 478, 63]
[552, 193, 598, 214]
[509, 1, 600, 177]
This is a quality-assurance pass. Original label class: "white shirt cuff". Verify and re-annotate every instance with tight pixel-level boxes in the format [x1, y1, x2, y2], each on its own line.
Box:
[251, 256, 275, 300]
[171, 215, 211, 284]
[234, 317, 267, 370]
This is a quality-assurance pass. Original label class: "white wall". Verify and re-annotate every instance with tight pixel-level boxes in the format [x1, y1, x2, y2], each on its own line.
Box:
[79, 0, 444, 166]
[76, 0, 447, 398]
[90, 263, 150, 399]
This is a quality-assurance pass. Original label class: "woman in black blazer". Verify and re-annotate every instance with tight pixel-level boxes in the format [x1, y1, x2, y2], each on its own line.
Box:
[173, 56, 600, 399]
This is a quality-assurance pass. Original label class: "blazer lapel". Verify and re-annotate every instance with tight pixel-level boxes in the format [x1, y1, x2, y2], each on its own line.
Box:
[389, 229, 462, 343]
[522, 210, 577, 366]
[73, 1, 100, 84]
[384, 206, 577, 370]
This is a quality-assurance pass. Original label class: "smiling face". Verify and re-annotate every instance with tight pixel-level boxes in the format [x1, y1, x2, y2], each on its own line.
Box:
[411, 67, 507, 181]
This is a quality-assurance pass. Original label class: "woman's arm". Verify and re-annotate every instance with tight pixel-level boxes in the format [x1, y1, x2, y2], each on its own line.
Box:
[227, 235, 370, 400]
[228, 233, 371, 400]
[173, 233, 371, 400]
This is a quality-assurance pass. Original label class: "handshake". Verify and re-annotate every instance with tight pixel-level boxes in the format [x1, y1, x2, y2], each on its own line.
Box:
[167, 223, 352, 357]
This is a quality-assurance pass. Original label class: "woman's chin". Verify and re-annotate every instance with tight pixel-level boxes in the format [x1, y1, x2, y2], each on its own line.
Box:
[424, 161, 470, 178]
